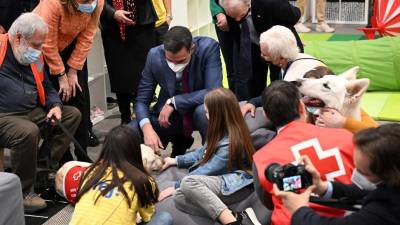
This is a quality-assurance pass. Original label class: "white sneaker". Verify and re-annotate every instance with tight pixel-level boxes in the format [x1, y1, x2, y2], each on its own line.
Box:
[295, 23, 311, 33]
[316, 22, 335, 33]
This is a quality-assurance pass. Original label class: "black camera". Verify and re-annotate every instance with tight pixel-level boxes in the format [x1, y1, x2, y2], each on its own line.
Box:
[265, 163, 313, 192]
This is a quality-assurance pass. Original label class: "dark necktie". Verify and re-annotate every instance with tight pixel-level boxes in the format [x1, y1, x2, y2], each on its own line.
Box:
[237, 19, 252, 100]
[182, 67, 193, 137]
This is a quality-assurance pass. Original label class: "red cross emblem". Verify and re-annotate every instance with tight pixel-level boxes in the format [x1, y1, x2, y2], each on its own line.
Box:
[291, 138, 346, 181]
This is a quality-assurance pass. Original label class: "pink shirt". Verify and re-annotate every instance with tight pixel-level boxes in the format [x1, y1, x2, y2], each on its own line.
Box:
[33, 0, 104, 75]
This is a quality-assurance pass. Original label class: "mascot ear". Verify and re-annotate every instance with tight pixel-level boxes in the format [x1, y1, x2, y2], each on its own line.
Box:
[345, 78, 370, 100]
[340, 66, 359, 81]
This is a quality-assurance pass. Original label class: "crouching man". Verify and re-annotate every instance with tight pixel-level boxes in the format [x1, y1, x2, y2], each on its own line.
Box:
[0, 13, 81, 213]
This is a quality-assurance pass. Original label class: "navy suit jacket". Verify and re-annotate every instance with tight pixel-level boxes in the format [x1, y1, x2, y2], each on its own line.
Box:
[135, 36, 222, 123]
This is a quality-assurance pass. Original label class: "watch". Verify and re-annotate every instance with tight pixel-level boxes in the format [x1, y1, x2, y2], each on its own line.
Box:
[166, 98, 174, 108]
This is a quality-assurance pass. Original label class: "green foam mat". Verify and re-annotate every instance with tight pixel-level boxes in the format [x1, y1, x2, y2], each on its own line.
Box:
[361, 92, 400, 121]
[300, 33, 333, 42]
[328, 34, 364, 41]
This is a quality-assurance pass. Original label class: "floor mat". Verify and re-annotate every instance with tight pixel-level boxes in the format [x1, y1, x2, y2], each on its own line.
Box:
[25, 201, 69, 225]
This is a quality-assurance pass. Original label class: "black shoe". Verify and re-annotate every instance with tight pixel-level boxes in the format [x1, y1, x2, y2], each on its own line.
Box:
[88, 129, 100, 147]
[171, 136, 194, 157]
[236, 208, 262, 225]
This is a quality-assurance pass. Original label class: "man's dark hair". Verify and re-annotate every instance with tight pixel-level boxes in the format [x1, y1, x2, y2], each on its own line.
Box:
[163, 26, 193, 54]
[354, 124, 400, 188]
[262, 80, 302, 127]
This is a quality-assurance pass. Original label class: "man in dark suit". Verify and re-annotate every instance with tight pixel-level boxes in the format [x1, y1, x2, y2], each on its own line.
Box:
[0, 0, 39, 33]
[129, 26, 222, 156]
[220, 0, 303, 100]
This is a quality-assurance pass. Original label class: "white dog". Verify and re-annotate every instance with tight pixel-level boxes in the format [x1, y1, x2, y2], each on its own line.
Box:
[140, 144, 164, 172]
[296, 66, 369, 120]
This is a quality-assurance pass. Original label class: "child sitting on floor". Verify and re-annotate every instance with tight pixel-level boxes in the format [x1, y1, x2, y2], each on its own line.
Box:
[70, 126, 172, 225]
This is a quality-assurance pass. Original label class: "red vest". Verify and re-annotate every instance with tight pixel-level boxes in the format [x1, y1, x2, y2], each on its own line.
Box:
[254, 121, 355, 225]
[0, 33, 46, 106]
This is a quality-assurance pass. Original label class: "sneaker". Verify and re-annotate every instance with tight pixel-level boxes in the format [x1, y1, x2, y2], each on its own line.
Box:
[23, 192, 47, 213]
[295, 23, 311, 33]
[316, 22, 335, 33]
[237, 208, 262, 225]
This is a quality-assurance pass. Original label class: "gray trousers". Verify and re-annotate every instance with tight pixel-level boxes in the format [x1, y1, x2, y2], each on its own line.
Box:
[0, 172, 25, 225]
[174, 175, 252, 220]
[0, 106, 81, 193]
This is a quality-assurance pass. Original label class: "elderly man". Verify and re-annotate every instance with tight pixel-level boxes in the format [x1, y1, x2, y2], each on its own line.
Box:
[220, 0, 303, 101]
[129, 26, 222, 157]
[0, 13, 81, 212]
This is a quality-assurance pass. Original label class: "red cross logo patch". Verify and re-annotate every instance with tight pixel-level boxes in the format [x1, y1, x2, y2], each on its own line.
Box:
[290, 138, 346, 181]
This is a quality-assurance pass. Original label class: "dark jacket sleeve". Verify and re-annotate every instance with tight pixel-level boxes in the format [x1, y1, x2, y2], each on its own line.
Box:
[248, 95, 262, 107]
[101, 0, 116, 22]
[291, 183, 374, 225]
[43, 70, 62, 110]
[135, 48, 158, 123]
[292, 202, 384, 225]
[332, 182, 369, 200]
[253, 163, 274, 210]
[276, 0, 301, 26]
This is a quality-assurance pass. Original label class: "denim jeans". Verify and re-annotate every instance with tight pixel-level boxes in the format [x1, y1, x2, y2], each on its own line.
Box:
[141, 211, 173, 225]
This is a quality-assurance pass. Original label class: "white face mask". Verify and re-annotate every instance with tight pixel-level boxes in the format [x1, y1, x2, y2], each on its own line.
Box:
[167, 60, 189, 73]
[351, 169, 381, 191]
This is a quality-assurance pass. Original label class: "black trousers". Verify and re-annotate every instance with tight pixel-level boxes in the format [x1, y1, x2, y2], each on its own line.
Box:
[48, 42, 90, 160]
[215, 24, 237, 93]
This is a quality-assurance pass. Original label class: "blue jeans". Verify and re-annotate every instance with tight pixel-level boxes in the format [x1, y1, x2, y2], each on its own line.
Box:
[142, 211, 173, 225]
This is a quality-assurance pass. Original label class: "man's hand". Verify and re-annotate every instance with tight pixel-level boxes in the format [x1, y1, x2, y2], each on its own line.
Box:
[161, 157, 177, 171]
[316, 108, 345, 128]
[0, 25, 6, 34]
[142, 123, 164, 154]
[47, 106, 62, 125]
[67, 69, 82, 98]
[113, 10, 135, 25]
[58, 75, 71, 102]
[216, 13, 229, 32]
[158, 104, 174, 128]
[273, 184, 316, 214]
[158, 186, 175, 201]
[299, 156, 328, 196]
[241, 102, 256, 117]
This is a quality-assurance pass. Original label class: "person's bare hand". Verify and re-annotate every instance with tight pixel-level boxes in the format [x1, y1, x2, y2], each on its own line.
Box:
[67, 69, 82, 98]
[161, 157, 177, 171]
[0, 25, 6, 34]
[58, 74, 71, 102]
[216, 13, 229, 32]
[158, 187, 175, 201]
[273, 184, 316, 214]
[316, 108, 345, 128]
[46, 106, 62, 125]
[113, 10, 135, 25]
[142, 124, 164, 154]
[298, 156, 328, 196]
[158, 104, 174, 128]
[241, 103, 256, 117]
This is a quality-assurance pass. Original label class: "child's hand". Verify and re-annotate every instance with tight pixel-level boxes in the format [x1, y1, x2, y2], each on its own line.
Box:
[158, 187, 175, 201]
[136, 213, 142, 224]
[161, 157, 177, 171]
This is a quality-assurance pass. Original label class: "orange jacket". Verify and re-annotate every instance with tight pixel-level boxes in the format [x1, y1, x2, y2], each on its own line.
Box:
[33, 0, 104, 75]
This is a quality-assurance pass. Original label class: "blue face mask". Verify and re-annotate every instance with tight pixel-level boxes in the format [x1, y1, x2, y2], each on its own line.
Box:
[77, 0, 97, 14]
[21, 47, 41, 65]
